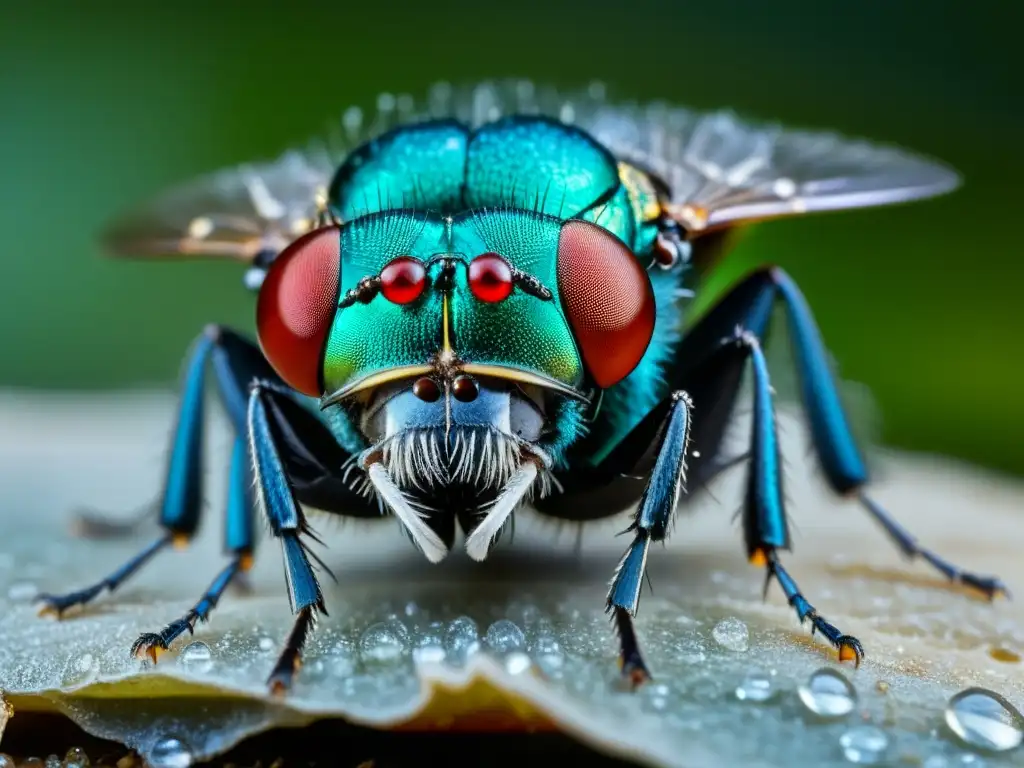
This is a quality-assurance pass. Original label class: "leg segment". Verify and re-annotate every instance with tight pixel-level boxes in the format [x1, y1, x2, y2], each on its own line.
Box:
[129, 338, 381, 668]
[131, 438, 255, 661]
[767, 552, 863, 664]
[246, 380, 333, 693]
[246, 380, 383, 692]
[577, 327, 861, 674]
[38, 329, 219, 615]
[727, 330, 862, 663]
[605, 391, 693, 686]
[674, 266, 1005, 599]
[37, 535, 173, 616]
[38, 326, 267, 617]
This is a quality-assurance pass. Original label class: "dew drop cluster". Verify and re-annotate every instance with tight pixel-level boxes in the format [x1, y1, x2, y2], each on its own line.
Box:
[720, 660, 1022, 764]
[28, 601, 1024, 766]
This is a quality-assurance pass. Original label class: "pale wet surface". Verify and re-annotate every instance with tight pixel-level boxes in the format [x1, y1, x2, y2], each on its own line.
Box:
[1, 391, 1023, 767]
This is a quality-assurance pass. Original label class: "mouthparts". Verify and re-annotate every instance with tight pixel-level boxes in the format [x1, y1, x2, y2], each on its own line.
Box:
[356, 425, 553, 564]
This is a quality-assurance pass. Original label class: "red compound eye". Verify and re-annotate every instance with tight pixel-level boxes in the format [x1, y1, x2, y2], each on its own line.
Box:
[380, 257, 427, 304]
[256, 225, 341, 397]
[468, 252, 514, 303]
[556, 220, 655, 389]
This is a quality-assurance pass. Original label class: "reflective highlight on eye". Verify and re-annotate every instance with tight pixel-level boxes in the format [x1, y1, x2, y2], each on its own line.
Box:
[379, 257, 427, 304]
[412, 376, 441, 402]
[451, 374, 480, 402]
[468, 252, 514, 303]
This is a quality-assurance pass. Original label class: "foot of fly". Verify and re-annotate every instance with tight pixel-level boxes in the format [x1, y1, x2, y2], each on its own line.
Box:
[612, 606, 652, 689]
[36, 585, 106, 618]
[131, 615, 197, 663]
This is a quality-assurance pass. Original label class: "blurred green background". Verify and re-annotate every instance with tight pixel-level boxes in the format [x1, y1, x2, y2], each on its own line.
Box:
[1, 1, 1021, 476]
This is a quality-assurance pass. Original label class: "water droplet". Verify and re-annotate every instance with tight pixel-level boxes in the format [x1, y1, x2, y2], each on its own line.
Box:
[485, 619, 526, 653]
[61, 653, 98, 688]
[6, 580, 37, 601]
[411, 621, 446, 664]
[147, 737, 192, 768]
[328, 652, 357, 678]
[798, 667, 858, 719]
[712, 617, 749, 652]
[258, 636, 274, 652]
[384, 616, 410, 642]
[516, 603, 542, 629]
[179, 641, 212, 673]
[415, 644, 447, 665]
[640, 682, 678, 714]
[45, 755, 61, 768]
[537, 652, 565, 678]
[62, 746, 90, 768]
[504, 651, 532, 675]
[531, 631, 561, 654]
[0, 754, 14, 768]
[735, 671, 775, 703]
[359, 621, 409, 663]
[677, 637, 707, 664]
[945, 687, 1024, 752]
[530, 631, 564, 676]
[444, 616, 481, 665]
[924, 754, 988, 768]
[839, 725, 889, 764]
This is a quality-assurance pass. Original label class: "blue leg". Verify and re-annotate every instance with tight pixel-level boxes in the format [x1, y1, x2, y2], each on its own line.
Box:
[606, 391, 693, 686]
[246, 379, 331, 694]
[130, 437, 256, 661]
[767, 552, 863, 664]
[38, 326, 266, 619]
[676, 266, 1006, 599]
[727, 330, 862, 664]
[37, 535, 173, 616]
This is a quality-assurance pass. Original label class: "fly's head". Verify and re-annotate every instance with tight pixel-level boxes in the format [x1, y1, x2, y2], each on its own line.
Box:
[254, 208, 655, 561]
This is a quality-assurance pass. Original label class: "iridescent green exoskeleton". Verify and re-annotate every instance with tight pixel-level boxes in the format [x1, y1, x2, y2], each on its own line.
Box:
[37, 82, 1007, 693]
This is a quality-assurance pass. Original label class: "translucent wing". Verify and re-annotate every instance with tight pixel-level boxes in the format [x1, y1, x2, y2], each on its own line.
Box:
[101, 80, 961, 262]
[102, 149, 334, 261]
[414, 81, 960, 232]
[578, 102, 960, 233]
